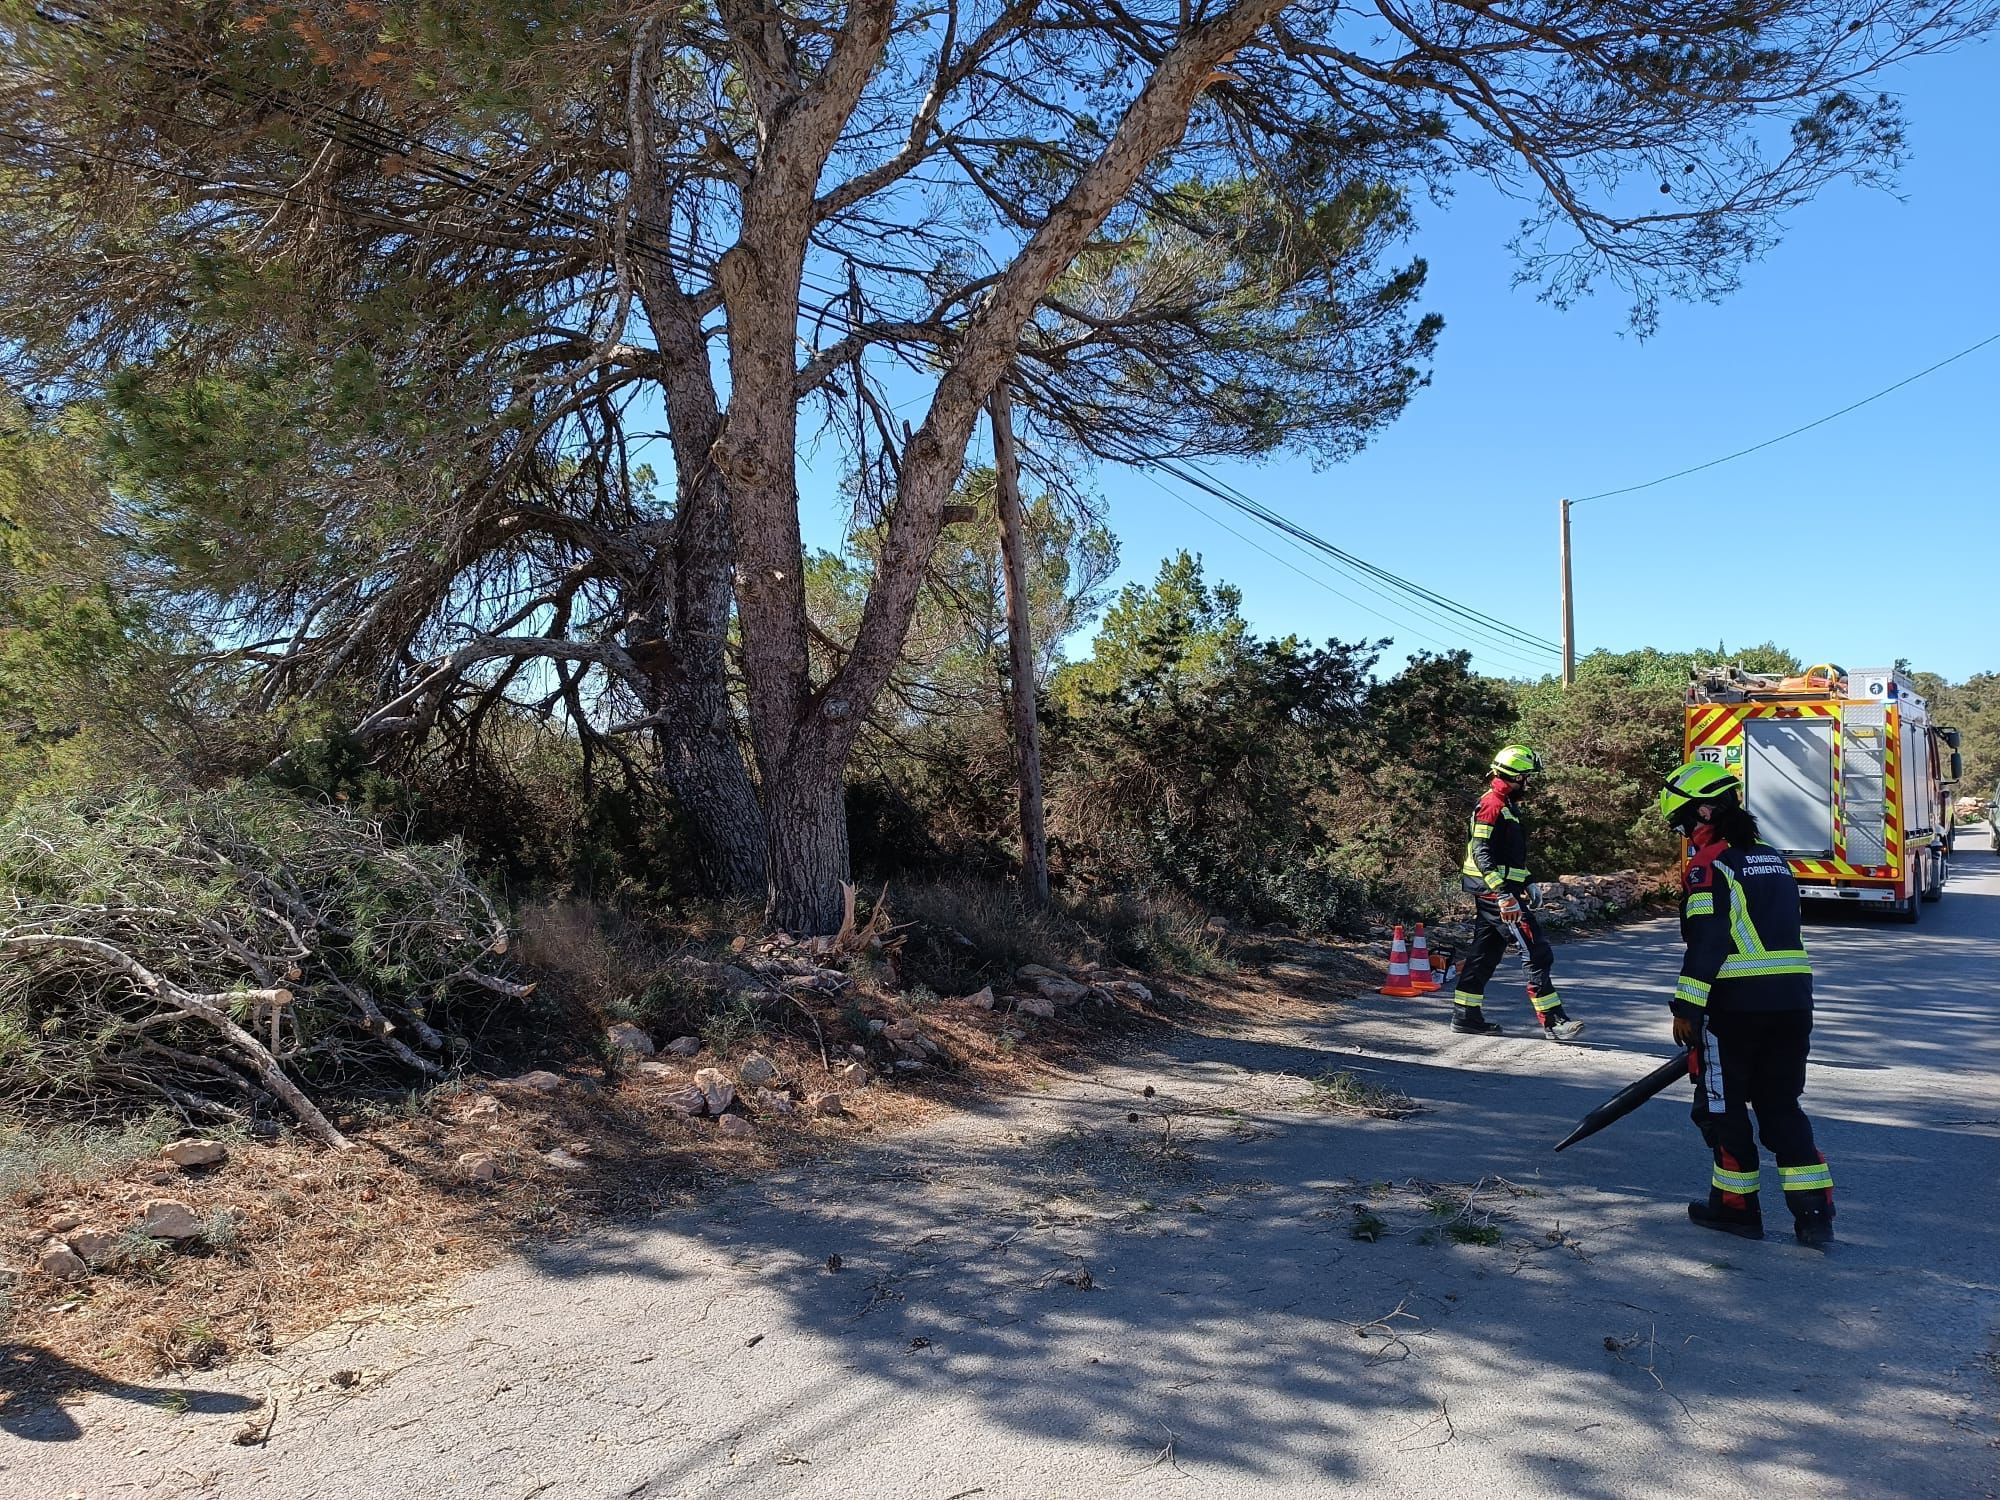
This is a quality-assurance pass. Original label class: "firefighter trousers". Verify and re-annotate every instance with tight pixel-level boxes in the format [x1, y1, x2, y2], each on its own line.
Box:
[1452, 895, 1564, 1018]
[1700, 1009, 1833, 1223]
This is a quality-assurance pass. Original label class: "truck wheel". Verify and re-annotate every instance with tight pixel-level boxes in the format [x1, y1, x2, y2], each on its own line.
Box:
[1892, 876, 1922, 924]
[1922, 847, 1944, 902]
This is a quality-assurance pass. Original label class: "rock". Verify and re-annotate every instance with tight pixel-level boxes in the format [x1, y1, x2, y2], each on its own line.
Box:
[460, 1096, 502, 1124]
[1015, 994, 1056, 1019]
[716, 1113, 755, 1140]
[161, 1138, 227, 1169]
[635, 1060, 682, 1082]
[1532, 881, 1565, 904]
[720, 965, 764, 995]
[783, 971, 845, 994]
[808, 1092, 846, 1118]
[663, 1085, 710, 1116]
[739, 1052, 780, 1087]
[1029, 976, 1089, 1003]
[606, 1023, 656, 1056]
[886, 1017, 920, 1041]
[961, 986, 996, 1010]
[38, 1244, 87, 1280]
[542, 1148, 588, 1172]
[755, 1088, 795, 1115]
[138, 1200, 203, 1241]
[46, 1212, 82, 1235]
[68, 1228, 123, 1266]
[891, 1038, 929, 1062]
[694, 1067, 736, 1115]
[836, 1061, 868, 1084]
[666, 1036, 703, 1058]
[506, 1070, 564, 1093]
[456, 1152, 499, 1183]
[866, 1018, 886, 1035]
[1015, 963, 1066, 981]
[1101, 980, 1152, 1004]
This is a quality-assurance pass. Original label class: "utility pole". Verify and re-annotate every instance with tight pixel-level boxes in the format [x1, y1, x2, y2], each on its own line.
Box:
[989, 377, 1051, 905]
[1559, 496, 1575, 687]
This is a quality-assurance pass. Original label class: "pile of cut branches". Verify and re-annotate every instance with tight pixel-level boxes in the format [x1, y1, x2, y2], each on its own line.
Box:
[0, 788, 527, 1148]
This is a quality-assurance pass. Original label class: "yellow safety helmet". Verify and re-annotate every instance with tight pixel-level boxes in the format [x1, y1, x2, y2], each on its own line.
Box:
[1659, 760, 1742, 822]
[1490, 745, 1542, 779]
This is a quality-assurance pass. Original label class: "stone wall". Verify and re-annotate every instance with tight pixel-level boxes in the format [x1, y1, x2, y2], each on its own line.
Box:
[1527, 870, 1673, 927]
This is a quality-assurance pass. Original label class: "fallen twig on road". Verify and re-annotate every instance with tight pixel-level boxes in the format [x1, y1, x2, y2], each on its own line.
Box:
[1605, 1322, 1701, 1427]
[1394, 1399, 1457, 1451]
[1121, 1425, 1191, 1480]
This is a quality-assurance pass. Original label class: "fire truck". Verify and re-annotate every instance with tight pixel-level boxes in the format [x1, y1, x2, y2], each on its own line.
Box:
[1684, 664, 1962, 922]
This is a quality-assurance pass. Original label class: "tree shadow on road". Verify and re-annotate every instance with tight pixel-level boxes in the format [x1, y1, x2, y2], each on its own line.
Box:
[0, 1343, 260, 1442]
[498, 1019, 1999, 1500]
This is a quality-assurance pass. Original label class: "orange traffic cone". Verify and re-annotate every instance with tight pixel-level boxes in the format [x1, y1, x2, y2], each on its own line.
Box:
[1380, 924, 1423, 997]
[1408, 923, 1439, 992]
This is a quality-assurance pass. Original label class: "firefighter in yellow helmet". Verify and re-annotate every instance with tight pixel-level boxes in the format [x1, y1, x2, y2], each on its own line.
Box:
[1661, 760, 1834, 1248]
[1451, 745, 1584, 1040]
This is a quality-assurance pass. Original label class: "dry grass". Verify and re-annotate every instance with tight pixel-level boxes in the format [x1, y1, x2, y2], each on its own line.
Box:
[0, 905, 1391, 1402]
[1292, 1071, 1422, 1120]
[0, 1114, 185, 1200]
[0, 1033, 927, 1393]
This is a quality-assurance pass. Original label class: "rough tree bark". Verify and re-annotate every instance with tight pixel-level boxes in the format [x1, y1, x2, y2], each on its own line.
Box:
[990, 378, 1051, 906]
[717, 0, 1282, 932]
[711, 0, 900, 931]
[628, 91, 769, 899]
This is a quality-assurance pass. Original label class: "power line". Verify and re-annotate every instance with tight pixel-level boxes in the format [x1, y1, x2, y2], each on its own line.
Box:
[1155, 469, 1558, 669]
[1123, 448, 1563, 657]
[1133, 468, 1553, 677]
[1086, 431, 1561, 665]
[1572, 330, 2000, 504]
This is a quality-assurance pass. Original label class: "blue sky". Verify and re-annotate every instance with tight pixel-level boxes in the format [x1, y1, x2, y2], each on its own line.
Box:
[794, 38, 2000, 683]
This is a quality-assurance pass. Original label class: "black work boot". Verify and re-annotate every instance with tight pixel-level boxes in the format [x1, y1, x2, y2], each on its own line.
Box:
[1688, 1199, 1765, 1240]
[1793, 1209, 1836, 1250]
[1450, 1003, 1502, 1036]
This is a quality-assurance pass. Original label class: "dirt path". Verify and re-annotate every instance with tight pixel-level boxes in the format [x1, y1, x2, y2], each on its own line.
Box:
[7, 857, 1999, 1499]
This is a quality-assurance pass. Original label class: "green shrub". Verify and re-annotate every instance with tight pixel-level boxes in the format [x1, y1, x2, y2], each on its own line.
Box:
[0, 1113, 178, 1201]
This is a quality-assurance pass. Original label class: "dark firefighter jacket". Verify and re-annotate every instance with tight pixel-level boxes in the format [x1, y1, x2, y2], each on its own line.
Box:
[1461, 779, 1530, 895]
[1675, 827, 1813, 1018]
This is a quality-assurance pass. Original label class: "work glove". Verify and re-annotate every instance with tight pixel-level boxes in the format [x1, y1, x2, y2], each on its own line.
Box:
[1670, 1001, 1704, 1049]
[1495, 893, 1523, 926]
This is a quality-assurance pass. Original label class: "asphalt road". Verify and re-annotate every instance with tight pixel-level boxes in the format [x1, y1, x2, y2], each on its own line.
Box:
[7, 847, 1998, 1499]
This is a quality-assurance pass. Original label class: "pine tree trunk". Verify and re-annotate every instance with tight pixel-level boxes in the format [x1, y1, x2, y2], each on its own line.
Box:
[653, 680, 766, 898]
[761, 751, 850, 935]
[989, 379, 1051, 905]
[651, 469, 767, 899]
